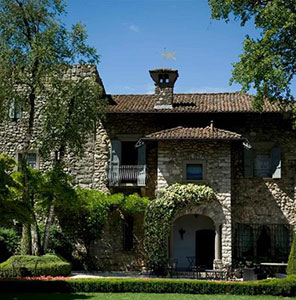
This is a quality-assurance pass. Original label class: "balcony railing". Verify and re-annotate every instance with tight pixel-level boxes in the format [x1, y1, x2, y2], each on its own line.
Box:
[108, 165, 146, 186]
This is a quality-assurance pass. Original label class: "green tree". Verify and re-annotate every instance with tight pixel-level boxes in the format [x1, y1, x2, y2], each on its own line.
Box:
[12, 165, 77, 255]
[0, 154, 31, 225]
[287, 232, 296, 275]
[209, 0, 296, 110]
[0, 0, 105, 254]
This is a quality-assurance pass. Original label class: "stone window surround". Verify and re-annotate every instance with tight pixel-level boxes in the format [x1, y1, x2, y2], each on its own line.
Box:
[16, 150, 40, 170]
[183, 160, 207, 183]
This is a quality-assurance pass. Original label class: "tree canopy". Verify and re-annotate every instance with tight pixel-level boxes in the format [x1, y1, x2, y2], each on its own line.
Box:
[209, 0, 296, 110]
[0, 0, 104, 159]
[0, 0, 105, 255]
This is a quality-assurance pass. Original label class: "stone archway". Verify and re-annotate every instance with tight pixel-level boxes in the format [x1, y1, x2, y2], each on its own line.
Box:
[144, 183, 218, 274]
[170, 202, 225, 270]
[171, 214, 216, 270]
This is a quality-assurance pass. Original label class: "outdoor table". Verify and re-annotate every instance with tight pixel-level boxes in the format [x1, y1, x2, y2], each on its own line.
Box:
[186, 256, 195, 271]
[260, 262, 287, 278]
[260, 263, 288, 267]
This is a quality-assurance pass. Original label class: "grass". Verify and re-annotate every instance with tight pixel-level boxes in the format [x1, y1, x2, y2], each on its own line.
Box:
[2, 294, 296, 300]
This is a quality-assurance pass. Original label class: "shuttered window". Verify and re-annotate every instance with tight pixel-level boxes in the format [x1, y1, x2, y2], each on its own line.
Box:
[244, 146, 281, 179]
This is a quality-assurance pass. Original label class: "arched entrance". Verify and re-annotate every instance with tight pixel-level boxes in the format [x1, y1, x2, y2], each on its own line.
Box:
[196, 229, 215, 268]
[170, 214, 216, 270]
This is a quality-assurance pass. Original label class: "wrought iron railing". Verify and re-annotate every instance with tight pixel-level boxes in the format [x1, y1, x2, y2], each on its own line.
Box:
[108, 164, 146, 186]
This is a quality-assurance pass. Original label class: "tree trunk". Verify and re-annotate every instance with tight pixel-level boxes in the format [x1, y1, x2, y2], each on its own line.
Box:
[43, 204, 55, 254]
[20, 224, 32, 255]
[31, 212, 42, 256]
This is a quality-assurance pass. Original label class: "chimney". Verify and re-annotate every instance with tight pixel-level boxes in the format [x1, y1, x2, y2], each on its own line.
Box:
[149, 68, 179, 109]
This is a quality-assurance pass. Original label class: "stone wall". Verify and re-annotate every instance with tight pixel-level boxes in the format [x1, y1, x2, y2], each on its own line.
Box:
[89, 212, 145, 271]
[231, 118, 296, 227]
[156, 140, 232, 266]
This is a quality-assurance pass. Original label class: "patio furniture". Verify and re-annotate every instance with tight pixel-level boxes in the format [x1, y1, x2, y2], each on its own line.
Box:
[186, 256, 195, 271]
[205, 269, 226, 280]
[260, 262, 287, 278]
[167, 259, 178, 278]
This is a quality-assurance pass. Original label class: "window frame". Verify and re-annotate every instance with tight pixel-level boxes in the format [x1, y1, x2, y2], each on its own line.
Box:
[16, 150, 40, 170]
[9, 99, 23, 120]
[183, 160, 206, 182]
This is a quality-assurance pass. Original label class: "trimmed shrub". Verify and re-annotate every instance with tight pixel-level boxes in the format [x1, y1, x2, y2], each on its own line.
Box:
[287, 232, 296, 275]
[0, 227, 20, 263]
[1, 277, 296, 295]
[0, 254, 71, 278]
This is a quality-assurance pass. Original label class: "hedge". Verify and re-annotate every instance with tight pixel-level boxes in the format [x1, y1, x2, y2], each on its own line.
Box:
[0, 254, 71, 277]
[1, 276, 296, 296]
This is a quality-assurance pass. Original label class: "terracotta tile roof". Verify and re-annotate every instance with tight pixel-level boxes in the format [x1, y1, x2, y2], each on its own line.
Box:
[107, 93, 286, 113]
[142, 126, 244, 141]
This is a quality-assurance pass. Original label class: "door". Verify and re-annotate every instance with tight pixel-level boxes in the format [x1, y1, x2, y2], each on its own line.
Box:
[195, 229, 215, 269]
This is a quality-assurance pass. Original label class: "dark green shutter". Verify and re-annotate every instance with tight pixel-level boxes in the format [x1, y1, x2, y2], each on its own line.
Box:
[271, 147, 281, 179]
[244, 148, 254, 178]
[110, 140, 121, 185]
[137, 144, 146, 186]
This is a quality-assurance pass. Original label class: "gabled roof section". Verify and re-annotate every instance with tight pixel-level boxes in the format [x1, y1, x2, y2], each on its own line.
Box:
[108, 93, 286, 113]
[142, 126, 244, 141]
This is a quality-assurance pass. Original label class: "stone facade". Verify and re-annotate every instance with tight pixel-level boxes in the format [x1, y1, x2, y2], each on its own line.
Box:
[1, 66, 296, 271]
[157, 141, 232, 267]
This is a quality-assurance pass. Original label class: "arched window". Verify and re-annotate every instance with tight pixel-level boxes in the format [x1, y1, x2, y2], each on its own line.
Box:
[257, 226, 271, 258]
[275, 225, 289, 258]
[236, 224, 254, 258]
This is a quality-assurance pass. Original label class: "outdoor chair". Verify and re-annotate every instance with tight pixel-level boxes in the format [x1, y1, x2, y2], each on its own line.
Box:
[167, 259, 178, 278]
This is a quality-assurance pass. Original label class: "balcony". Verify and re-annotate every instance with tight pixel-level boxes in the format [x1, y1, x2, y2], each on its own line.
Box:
[108, 164, 146, 186]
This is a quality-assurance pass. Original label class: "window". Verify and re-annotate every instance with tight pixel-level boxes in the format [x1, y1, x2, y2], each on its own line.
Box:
[186, 164, 203, 180]
[17, 152, 38, 169]
[121, 141, 138, 165]
[256, 226, 271, 257]
[183, 161, 205, 181]
[234, 224, 292, 263]
[123, 216, 134, 251]
[158, 74, 169, 84]
[9, 100, 22, 120]
[109, 139, 146, 186]
[235, 224, 254, 258]
[244, 146, 281, 179]
[254, 154, 271, 177]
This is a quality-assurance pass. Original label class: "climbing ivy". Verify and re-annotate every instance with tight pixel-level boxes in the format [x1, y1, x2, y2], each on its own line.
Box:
[144, 183, 215, 274]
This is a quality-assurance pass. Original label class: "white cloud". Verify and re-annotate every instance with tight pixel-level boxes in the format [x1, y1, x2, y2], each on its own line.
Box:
[129, 24, 139, 32]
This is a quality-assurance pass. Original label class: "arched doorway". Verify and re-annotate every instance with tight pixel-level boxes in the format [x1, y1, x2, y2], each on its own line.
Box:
[170, 214, 216, 270]
[196, 229, 215, 268]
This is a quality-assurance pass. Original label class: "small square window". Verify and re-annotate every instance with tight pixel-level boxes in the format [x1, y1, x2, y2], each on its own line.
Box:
[186, 164, 203, 180]
[27, 153, 37, 169]
[9, 100, 22, 120]
[18, 152, 38, 169]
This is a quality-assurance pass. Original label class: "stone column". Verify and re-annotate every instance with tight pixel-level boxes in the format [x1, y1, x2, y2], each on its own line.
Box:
[215, 225, 221, 260]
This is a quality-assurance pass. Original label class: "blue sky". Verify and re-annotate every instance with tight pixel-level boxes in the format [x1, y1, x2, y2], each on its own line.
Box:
[63, 0, 259, 95]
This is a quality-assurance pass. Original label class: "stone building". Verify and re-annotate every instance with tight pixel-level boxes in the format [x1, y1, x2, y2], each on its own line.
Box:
[1, 66, 296, 271]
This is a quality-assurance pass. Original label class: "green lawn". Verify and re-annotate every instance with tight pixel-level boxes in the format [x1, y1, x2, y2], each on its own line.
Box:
[2, 294, 296, 300]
